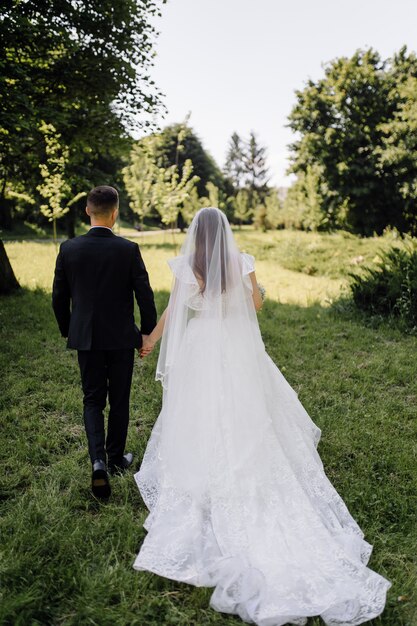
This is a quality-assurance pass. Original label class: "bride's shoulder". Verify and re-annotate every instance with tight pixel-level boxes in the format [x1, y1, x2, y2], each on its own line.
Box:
[167, 255, 198, 285]
[240, 251, 255, 275]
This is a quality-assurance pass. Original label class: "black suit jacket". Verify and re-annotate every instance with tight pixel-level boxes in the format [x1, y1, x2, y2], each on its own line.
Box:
[52, 227, 157, 350]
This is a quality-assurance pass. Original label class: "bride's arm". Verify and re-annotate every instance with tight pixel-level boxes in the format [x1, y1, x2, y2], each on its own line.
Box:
[249, 272, 263, 311]
[141, 307, 168, 356]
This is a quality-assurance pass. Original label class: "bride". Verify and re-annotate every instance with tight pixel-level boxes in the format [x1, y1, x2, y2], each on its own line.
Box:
[133, 207, 391, 626]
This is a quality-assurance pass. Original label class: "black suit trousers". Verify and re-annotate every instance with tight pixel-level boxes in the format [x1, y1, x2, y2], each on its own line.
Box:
[77, 348, 135, 465]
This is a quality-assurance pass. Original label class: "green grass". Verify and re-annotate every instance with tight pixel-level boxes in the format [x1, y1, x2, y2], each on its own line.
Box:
[4, 227, 405, 305]
[1, 230, 417, 625]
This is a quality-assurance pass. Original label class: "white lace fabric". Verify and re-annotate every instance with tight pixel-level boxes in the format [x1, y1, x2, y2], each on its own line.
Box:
[133, 208, 391, 626]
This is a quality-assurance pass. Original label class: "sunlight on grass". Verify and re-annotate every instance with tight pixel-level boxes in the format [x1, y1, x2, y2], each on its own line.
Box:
[5, 228, 398, 306]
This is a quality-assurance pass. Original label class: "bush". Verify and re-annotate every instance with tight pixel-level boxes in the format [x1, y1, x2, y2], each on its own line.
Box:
[349, 244, 417, 330]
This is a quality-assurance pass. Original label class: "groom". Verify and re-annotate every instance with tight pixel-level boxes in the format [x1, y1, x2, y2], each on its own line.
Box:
[52, 185, 157, 499]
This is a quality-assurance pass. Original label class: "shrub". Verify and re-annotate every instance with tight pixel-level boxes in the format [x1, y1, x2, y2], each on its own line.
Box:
[349, 244, 417, 330]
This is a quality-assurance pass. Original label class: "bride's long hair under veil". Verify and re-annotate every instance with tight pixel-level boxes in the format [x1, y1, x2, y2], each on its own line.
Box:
[155, 206, 269, 483]
[156, 207, 260, 390]
[134, 207, 391, 626]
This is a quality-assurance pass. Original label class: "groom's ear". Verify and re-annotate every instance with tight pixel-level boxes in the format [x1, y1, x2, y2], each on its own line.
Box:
[85, 206, 91, 217]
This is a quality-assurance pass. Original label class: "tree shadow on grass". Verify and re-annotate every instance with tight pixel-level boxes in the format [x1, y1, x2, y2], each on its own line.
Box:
[0, 288, 415, 625]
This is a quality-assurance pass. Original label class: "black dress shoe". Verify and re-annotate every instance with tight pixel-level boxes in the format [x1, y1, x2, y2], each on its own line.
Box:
[91, 459, 111, 499]
[108, 452, 134, 476]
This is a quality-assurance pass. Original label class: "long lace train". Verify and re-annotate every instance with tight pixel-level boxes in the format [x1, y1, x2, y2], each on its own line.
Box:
[134, 334, 390, 626]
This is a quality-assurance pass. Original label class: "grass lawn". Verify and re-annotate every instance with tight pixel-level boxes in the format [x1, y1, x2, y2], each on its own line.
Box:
[3, 227, 404, 304]
[1, 229, 416, 625]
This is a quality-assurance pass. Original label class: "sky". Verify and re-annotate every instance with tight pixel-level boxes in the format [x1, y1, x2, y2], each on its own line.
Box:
[149, 0, 417, 186]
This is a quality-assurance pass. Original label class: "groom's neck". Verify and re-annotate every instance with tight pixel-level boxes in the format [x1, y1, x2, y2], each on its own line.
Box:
[90, 218, 114, 229]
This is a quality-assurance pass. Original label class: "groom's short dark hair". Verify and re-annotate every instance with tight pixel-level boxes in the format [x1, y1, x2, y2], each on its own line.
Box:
[87, 186, 119, 215]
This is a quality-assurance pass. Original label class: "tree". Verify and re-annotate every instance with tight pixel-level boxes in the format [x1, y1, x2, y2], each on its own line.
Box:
[0, 240, 20, 294]
[288, 49, 394, 234]
[224, 132, 246, 191]
[283, 165, 337, 231]
[254, 189, 282, 231]
[122, 140, 158, 227]
[233, 189, 254, 226]
[143, 122, 225, 198]
[200, 182, 228, 210]
[37, 123, 86, 243]
[377, 49, 417, 234]
[0, 0, 165, 230]
[224, 131, 271, 223]
[152, 159, 199, 229]
[182, 187, 201, 224]
[244, 131, 270, 199]
[124, 125, 202, 228]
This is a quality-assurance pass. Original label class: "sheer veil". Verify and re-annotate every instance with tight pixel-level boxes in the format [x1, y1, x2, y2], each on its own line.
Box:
[156, 207, 259, 390]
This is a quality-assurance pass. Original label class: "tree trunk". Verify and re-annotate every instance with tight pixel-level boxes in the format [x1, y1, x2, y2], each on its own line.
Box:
[0, 239, 20, 294]
[0, 194, 13, 230]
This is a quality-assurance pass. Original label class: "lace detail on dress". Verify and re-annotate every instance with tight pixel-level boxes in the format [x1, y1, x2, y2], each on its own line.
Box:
[135, 247, 391, 625]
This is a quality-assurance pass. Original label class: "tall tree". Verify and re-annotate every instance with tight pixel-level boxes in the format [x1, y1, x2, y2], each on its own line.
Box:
[224, 132, 246, 191]
[37, 123, 86, 243]
[287, 48, 411, 235]
[233, 189, 254, 226]
[123, 131, 200, 229]
[378, 48, 417, 234]
[0, 0, 165, 231]
[244, 131, 270, 199]
[122, 139, 158, 226]
[152, 159, 199, 229]
[141, 122, 224, 198]
[254, 189, 282, 231]
[224, 131, 271, 222]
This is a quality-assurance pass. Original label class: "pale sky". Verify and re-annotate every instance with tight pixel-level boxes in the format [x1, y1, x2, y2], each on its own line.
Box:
[149, 0, 417, 186]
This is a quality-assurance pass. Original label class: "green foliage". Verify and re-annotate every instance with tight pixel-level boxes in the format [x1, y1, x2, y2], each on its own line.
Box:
[224, 132, 246, 190]
[288, 47, 417, 235]
[199, 182, 228, 212]
[122, 140, 159, 224]
[37, 123, 86, 241]
[254, 189, 282, 231]
[153, 159, 199, 227]
[0, 0, 165, 230]
[123, 129, 200, 228]
[224, 132, 271, 223]
[181, 186, 201, 224]
[377, 50, 417, 233]
[245, 131, 270, 197]
[124, 120, 229, 227]
[349, 244, 417, 330]
[233, 189, 253, 225]
[139, 122, 225, 198]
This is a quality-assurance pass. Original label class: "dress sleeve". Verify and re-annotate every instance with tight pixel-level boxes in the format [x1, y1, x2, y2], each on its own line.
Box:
[241, 252, 255, 292]
[241, 252, 255, 275]
[168, 256, 199, 285]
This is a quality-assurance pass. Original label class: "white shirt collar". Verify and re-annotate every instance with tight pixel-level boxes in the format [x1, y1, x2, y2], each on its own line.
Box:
[89, 226, 113, 232]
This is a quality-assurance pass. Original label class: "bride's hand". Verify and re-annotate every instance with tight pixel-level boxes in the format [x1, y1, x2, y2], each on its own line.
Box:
[140, 334, 155, 358]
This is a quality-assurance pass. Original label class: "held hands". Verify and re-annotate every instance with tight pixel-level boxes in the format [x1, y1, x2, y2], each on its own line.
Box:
[137, 309, 167, 359]
[139, 334, 155, 358]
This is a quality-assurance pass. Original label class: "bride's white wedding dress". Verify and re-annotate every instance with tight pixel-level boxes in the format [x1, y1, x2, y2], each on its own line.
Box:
[133, 208, 390, 626]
